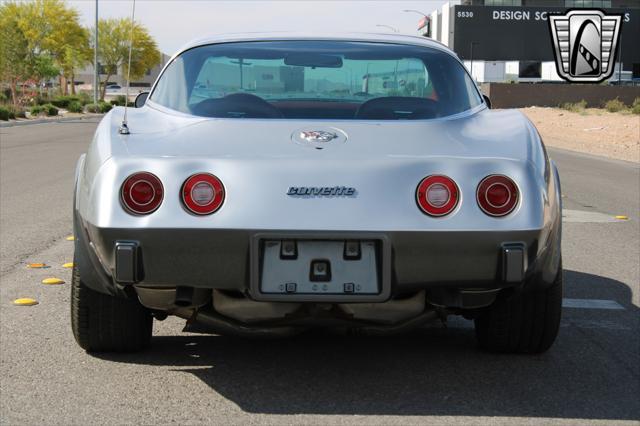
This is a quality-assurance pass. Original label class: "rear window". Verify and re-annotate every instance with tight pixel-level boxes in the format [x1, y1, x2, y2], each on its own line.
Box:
[150, 40, 482, 120]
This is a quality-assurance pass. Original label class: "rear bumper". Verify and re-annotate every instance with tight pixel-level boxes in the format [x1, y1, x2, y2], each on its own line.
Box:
[76, 213, 559, 300]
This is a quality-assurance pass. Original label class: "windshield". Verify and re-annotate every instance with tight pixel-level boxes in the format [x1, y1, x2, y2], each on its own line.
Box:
[150, 40, 483, 120]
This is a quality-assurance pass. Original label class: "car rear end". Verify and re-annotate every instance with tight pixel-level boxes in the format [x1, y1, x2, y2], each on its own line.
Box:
[75, 111, 560, 327]
[72, 35, 562, 353]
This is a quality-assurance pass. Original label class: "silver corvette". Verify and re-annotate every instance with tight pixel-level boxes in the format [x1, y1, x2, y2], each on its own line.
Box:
[72, 33, 562, 354]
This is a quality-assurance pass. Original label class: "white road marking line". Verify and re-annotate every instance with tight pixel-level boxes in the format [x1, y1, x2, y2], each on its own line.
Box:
[423, 298, 626, 331]
[561, 319, 631, 330]
[562, 209, 626, 223]
[562, 298, 625, 310]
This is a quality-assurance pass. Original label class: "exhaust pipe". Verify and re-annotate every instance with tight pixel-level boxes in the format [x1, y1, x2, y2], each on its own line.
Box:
[174, 308, 301, 338]
[174, 286, 194, 307]
[356, 310, 440, 335]
[173, 306, 443, 338]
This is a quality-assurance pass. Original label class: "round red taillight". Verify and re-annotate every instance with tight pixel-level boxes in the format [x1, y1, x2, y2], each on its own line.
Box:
[121, 172, 163, 215]
[181, 173, 225, 215]
[477, 175, 519, 217]
[416, 175, 459, 217]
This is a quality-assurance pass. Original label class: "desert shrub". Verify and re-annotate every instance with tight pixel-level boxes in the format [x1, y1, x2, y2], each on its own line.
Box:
[33, 95, 50, 106]
[43, 103, 58, 116]
[99, 101, 112, 113]
[77, 92, 92, 105]
[30, 105, 45, 115]
[84, 103, 100, 113]
[50, 96, 67, 108]
[85, 101, 113, 113]
[0, 106, 21, 120]
[604, 98, 626, 113]
[10, 106, 26, 118]
[110, 95, 127, 106]
[631, 98, 640, 115]
[30, 103, 58, 116]
[50, 95, 81, 108]
[67, 101, 83, 113]
[560, 100, 587, 113]
[3, 105, 26, 119]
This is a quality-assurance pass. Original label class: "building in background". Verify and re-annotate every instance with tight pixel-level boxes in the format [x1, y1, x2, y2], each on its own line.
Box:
[74, 53, 171, 93]
[423, 0, 639, 83]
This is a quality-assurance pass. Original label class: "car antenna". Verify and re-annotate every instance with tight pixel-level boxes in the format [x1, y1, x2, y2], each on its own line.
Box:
[119, 0, 136, 135]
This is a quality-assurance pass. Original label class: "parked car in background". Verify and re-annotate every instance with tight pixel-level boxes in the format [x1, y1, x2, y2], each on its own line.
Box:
[105, 84, 123, 94]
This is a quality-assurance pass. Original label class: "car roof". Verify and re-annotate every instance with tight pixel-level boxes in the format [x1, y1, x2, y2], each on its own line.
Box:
[173, 31, 453, 58]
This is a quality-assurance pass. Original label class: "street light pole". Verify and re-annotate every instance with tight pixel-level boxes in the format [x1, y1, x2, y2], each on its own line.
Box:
[376, 24, 399, 33]
[93, 0, 98, 103]
[617, 31, 622, 84]
[403, 9, 427, 16]
[230, 58, 252, 90]
[470, 42, 479, 81]
[403, 9, 430, 37]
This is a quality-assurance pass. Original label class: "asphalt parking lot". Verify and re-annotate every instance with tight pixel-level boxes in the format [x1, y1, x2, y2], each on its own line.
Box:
[0, 119, 638, 425]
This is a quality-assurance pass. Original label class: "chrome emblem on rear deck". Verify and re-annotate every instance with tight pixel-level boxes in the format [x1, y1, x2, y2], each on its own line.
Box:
[292, 127, 347, 149]
[299, 130, 338, 143]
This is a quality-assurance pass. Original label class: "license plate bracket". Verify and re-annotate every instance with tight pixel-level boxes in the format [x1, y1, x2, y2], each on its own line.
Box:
[250, 233, 391, 302]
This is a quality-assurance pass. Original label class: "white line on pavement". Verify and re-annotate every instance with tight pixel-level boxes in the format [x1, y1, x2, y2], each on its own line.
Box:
[426, 299, 627, 331]
[561, 318, 631, 330]
[562, 209, 626, 223]
[562, 298, 625, 310]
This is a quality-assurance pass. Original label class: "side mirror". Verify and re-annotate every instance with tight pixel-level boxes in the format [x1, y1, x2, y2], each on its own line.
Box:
[482, 94, 492, 109]
[134, 92, 149, 108]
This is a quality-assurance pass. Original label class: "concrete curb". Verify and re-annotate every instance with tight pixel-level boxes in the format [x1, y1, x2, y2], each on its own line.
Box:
[0, 114, 103, 128]
[546, 146, 640, 167]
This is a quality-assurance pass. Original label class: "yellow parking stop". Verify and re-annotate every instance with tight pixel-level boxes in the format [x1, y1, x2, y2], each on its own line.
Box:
[42, 278, 65, 285]
[13, 298, 38, 306]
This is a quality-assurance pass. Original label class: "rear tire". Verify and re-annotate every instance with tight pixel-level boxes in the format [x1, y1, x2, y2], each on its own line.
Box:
[474, 265, 562, 354]
[71, 260, 152, 352]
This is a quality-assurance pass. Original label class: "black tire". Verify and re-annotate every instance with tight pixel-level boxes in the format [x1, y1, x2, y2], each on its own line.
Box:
[474, 266, 562, 354]
[71, 260, 152, 352]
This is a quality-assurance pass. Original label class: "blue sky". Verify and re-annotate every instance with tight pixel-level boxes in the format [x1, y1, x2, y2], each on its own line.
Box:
[69, 1, 447, 54]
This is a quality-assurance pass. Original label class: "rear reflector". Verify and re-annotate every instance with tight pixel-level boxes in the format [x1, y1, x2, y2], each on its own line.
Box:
[416, 175, 459, 217]
[477, 175, 519, 217]
[181, 173, 225, 215]
[121, 172, 163, 215]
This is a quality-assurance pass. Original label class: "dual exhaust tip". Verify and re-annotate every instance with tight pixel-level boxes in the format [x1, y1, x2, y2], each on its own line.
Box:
[174, 286, 195, 308]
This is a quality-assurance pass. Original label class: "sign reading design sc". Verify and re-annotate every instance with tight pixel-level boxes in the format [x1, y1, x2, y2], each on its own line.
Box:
[452, 5, 637, 64]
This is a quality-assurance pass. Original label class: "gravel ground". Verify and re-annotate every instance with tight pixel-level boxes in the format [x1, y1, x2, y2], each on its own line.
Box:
[520, 107, 640, 163]
[3, 106, 638, 163]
